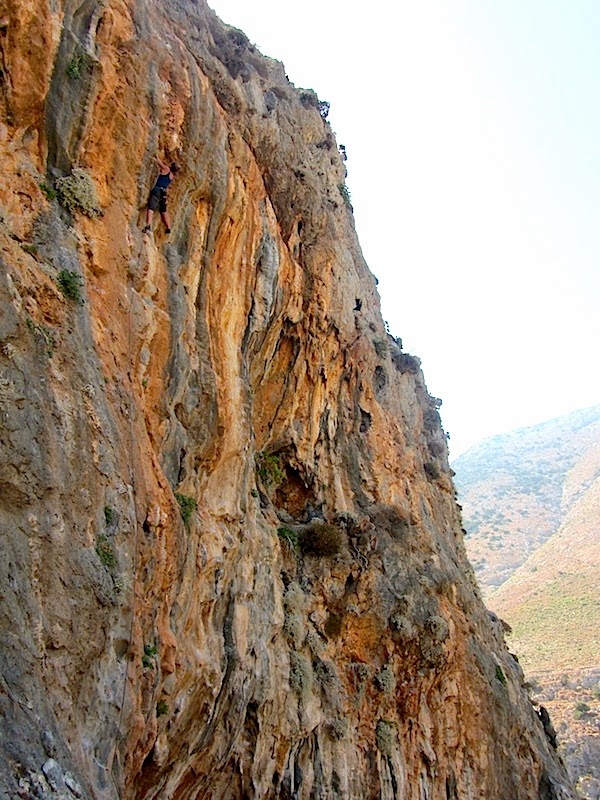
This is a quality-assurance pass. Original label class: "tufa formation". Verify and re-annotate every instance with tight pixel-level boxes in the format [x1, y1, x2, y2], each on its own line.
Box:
[0, 0, 576, 798]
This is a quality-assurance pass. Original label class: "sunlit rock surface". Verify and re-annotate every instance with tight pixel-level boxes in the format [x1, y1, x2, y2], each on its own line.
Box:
[0, 1, 576, 797]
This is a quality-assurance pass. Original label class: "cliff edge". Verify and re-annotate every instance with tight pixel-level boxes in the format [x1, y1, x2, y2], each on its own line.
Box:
[0, 1, 575, 798]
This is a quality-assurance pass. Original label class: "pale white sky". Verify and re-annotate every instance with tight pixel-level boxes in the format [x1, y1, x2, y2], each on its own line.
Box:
[208, 0, 600, 457]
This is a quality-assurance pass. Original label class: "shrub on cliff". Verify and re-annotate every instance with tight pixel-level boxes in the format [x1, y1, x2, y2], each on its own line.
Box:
[375, 665, 396, 693]
[96, 535, 116, 569]
[299, 90, 330, 119]
[156, 700, 169, 717]
[142, 643, 157, 670]
[424, 460, 441, 480]
[226, 26, 249, 48]
[495, 665, 508, 686]
[175, 492, 197, 524]
[39, 182, 57, 201]
[278, 526, 299, 552]
[423, 406, 442, 432]
[57, 270, 84, 304]
[56, 169, 102, 218]
[376, 720, 395, 756]
[392, 350, 421, 375]
[257, 452, 285, 489]
[289, 652, 312, 697]
[338, 182, 352, 210]
[299, 521, 344, 556]
[66, 52, 92, 80]
[390, 613, 414, 640]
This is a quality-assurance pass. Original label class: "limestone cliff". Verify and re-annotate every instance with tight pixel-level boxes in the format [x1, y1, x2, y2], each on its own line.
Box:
[0, 1, 576, 798]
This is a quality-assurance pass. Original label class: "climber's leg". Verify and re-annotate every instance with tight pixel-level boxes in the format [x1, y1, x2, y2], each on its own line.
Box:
[160, 211, 171, 233]
[158, 191, 171, 233]
[143, 189, 161, 233]
[143, 209, 154, 233]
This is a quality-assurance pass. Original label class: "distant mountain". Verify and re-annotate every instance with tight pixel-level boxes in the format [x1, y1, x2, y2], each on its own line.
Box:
[490, 458, 600, 672]
[489, 470, 600, 799]
[453, 406, 600, 799]
[453, 405, 600, 595]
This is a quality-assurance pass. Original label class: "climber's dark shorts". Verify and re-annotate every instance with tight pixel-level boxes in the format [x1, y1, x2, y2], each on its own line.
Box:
[148, 187, 167, 213]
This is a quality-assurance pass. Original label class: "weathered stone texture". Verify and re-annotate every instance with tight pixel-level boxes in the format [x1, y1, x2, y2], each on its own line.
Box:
[0, 1, 575, 798]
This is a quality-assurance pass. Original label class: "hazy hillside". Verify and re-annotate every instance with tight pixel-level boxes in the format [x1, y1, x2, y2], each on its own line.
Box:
[492, 471, 600, 799]
[453, 407, 600, 799]
[490, 466, 600, 672]
[453, 405, 600, 594]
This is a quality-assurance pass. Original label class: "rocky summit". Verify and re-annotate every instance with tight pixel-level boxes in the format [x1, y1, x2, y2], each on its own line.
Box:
[0, 1, 576, 798]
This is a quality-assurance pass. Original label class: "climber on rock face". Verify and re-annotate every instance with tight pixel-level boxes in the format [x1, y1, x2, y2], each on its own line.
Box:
[142, 157, 179, 235]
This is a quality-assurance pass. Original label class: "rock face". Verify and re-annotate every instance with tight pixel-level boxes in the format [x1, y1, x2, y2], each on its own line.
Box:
[0, 1, 576, 798]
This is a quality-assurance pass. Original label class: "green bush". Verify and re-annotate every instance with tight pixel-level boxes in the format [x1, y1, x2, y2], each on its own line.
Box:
[314, 659, 338, 690]
[257, 452, 285, 489]
[66, 52, 91, 80]
[57, 270, 84, 304]
[96, 535, 116, 569]
[175, 492, 197, 524]
[21, 244, 38, 256]
[392, 351, 421, 375]
[424, 461, 441, 480]
[142, 643, 157, 669]
[350, 662, 370, 683]
[427, 615, 450, 642]
[337, 183, 352, 210]
[495, 665, 507, 686]
[156, 700, 169, 717]
[104, 506, 114, 526]
[375, 665, 395, 693]
[574, 702, 591, 720]
[390, 613, 414, 639]
[56, 168, 102, 218]
[300, 90, 319, 109]
[289, 652, 312, 696]
[299, 522, 344, 557]
[428, 439, 445, 459]
[278, 526, 299, 550]
[298, 90, 329, 119]
[40, 182, 57, 201]
[424, 407, 442, 432]
[376, 720, 395, 756]
[226, 26, 249, 48]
